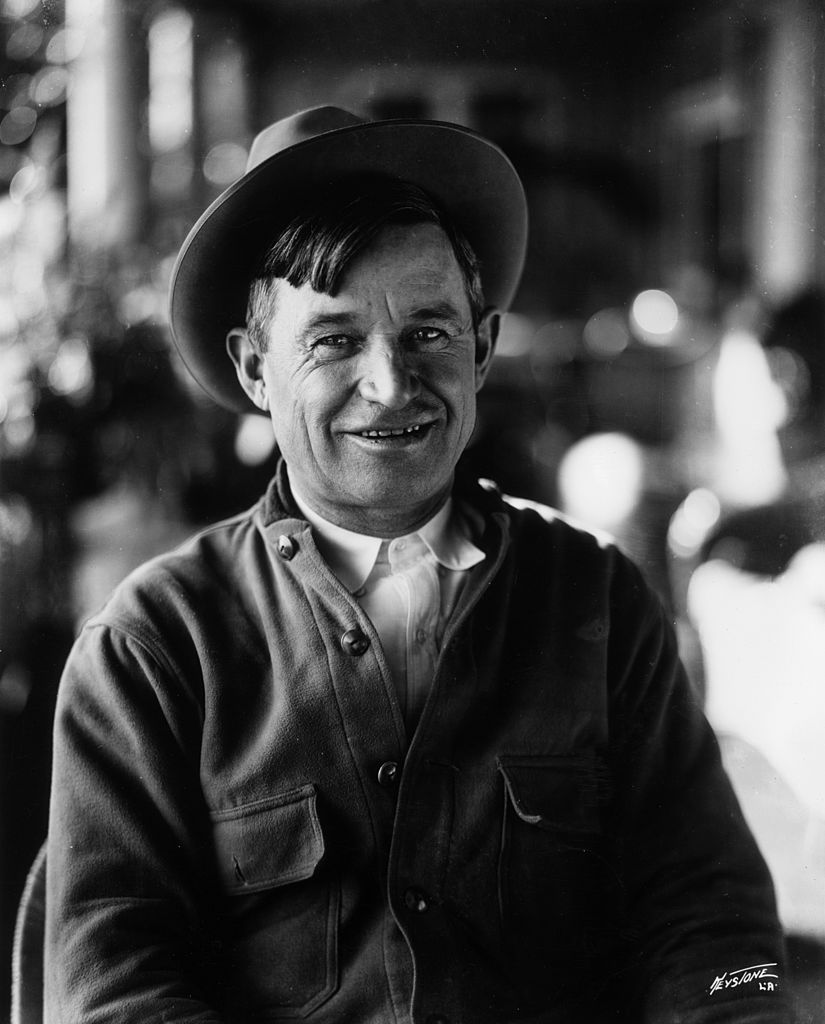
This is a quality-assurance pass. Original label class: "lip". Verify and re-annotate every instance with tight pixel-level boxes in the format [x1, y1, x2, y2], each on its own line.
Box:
[343, 416, 437, 436]
[343, 419, 437, 447]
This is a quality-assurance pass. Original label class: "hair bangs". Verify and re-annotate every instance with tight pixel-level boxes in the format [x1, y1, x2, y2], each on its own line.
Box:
[246, 178, 484, 351]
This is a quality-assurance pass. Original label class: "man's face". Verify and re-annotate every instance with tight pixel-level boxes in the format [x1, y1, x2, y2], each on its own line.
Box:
[229, 221, 498, 535]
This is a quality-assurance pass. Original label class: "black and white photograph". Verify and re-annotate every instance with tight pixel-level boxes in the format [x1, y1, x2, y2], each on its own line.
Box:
[1, 1, 823, 1021]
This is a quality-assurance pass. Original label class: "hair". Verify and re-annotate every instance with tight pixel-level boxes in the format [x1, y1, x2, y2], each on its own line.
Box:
[245, 176, 485, 351]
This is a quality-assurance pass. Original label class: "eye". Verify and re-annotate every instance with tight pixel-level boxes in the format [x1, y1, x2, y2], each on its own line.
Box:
[311, 334, 355, 358]
[409, 326, 447, 345]
[315, 334, 352, 348]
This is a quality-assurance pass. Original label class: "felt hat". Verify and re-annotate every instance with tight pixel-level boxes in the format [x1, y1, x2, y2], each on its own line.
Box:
[168, 105, 528, 412]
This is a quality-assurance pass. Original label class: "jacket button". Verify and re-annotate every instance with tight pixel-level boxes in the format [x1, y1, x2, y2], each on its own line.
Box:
[276, 535, 296, 560]
[403, 887, 429, 913]
[341, 628, 370, 656]
[376, 761, 399, 787]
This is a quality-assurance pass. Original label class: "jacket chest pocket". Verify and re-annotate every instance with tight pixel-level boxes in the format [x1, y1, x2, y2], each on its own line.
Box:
[496, 755, 619, 999]
[211, 785, 339, 1019]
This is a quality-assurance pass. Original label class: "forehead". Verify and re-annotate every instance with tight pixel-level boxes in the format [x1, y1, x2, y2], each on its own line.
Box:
[272, 222, 471, 326]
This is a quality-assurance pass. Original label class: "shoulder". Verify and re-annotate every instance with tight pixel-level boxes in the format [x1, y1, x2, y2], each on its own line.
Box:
[465, 478, 653, 611]
[84, 501, 264, 636]
[61, 502, 271, 710]
[500, 490, 616, 549]
[468, 476, 619, 558]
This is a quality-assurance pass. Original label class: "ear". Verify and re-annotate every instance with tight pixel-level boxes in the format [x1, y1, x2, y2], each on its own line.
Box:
[226, 328, 269, 412]
[474, 307, 501, 391]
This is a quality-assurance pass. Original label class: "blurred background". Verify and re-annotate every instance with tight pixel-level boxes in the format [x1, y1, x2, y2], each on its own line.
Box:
[1, 0, 824, 1019]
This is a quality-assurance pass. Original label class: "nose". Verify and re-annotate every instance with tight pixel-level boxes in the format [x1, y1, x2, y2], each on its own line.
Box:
[357, 338, 420, 409]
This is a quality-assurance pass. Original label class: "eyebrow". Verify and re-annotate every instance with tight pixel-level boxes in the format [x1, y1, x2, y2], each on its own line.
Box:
[298, 302, 468, 338]
[296, 312, 358, 341]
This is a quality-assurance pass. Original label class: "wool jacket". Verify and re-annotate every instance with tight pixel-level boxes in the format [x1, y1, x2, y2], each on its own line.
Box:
[45, 462, 788, 1023]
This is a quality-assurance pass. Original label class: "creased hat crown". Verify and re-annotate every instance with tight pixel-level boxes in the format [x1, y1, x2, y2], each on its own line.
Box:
[246, 106, 366, 169]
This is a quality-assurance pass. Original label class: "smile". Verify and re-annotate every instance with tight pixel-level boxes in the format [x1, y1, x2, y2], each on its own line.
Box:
[347, 421, 435, 448]
[358, 424, 425, 438]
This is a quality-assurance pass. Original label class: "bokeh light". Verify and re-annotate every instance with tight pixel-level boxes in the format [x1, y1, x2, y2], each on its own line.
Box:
[668, 487, 722, 558]
[45, 26, 86, 64]
[714, 330, 787, 435]
[767, 345, 811, 425]
[48, 336, 94, 399]
[234, 414, 276, 467]
[0, 73, 32, 109]
[6, 22, 44, 61]
[1, 0, 41, 18]
[582, 307, 630, 359]
[9, 162, 46, 204]
[711, 329, 787, 506]
[0, 106, 37, 146]
[557, 432, 645, 532]
[531, 319, 579, 365]
[30, 65, 70, 106]
[203, 142, 248, 187]
[630, 289, 679, 344]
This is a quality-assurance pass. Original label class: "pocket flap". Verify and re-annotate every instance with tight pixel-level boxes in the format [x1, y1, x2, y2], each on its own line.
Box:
[497, 754, 602, 834]
[211, 785, 324, 894]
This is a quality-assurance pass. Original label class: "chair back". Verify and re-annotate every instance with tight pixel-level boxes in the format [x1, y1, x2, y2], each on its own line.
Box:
[11, 842, 46, 1024]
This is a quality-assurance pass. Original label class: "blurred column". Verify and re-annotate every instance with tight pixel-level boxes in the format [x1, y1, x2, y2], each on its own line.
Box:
[753, 0, 821, 300]
[145, 7, 248, 222]
[65, 0, 149, 248]
[193, 10, 250, 201]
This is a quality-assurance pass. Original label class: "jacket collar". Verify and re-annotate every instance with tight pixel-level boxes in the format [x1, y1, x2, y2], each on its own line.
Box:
[260, 457, 511, 560]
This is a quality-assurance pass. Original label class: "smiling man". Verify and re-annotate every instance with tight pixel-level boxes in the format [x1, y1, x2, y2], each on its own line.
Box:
[227, 209, 497, 535]
[44, 107, 789, 1024]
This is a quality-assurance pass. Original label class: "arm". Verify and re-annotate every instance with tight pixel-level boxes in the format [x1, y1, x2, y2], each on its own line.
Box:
[45, 621, 224, 1023]
[607, 556, 790, 1023]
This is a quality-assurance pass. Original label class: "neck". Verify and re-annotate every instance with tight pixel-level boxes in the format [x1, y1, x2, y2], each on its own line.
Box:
[287, 474, 452, 539]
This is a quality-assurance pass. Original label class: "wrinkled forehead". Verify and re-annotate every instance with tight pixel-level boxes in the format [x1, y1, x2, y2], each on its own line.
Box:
[336, 221, 468, 294]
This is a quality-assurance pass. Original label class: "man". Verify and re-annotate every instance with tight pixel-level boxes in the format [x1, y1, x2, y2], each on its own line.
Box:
[45, 106, 788, 1023]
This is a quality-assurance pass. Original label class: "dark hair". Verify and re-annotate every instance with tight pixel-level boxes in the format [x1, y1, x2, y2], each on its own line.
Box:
[246, 176, 484, 351]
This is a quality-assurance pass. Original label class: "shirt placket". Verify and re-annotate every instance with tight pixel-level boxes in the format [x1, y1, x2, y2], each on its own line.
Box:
[389, 537, 441, 731]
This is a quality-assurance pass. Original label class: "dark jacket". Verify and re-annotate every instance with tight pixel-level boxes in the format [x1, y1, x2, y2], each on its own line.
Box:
[45, 462, 788, 1023]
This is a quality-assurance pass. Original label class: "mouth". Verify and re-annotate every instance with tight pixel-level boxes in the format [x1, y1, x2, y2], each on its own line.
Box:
[347, 421, 435, 447]
[358, 423, 427, 439]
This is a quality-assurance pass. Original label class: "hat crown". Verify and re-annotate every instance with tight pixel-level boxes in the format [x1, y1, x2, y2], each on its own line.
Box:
[170, 105, 527, 412]
[246, 106, 367, 172]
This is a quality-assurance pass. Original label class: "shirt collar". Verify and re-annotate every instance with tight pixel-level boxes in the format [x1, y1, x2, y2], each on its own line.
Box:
[288, 474, 485, 592]
[417, 499, 486, 572]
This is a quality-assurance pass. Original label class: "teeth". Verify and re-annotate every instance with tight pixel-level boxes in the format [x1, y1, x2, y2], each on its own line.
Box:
[360, 424, 423, 438]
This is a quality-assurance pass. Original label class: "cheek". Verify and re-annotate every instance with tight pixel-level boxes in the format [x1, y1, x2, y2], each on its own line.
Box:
[426, 353, 476, 401]
[267, 372, 342, 446]
[449, 366, 481, 419]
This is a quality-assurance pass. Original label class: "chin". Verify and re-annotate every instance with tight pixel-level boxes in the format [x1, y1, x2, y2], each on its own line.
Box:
[358, 485, 434, 508]
[352, 478, 446, 511]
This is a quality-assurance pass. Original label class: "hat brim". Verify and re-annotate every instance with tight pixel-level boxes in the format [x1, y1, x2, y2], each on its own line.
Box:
[168, 119, 528, 412]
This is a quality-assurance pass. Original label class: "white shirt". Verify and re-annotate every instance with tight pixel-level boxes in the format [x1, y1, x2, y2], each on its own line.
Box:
[290, 480, 485, 730]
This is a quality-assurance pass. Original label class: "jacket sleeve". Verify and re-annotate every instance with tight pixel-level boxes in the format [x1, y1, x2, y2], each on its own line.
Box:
[606, 553, 790, 1023]
[45, 620, 224, 1023]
